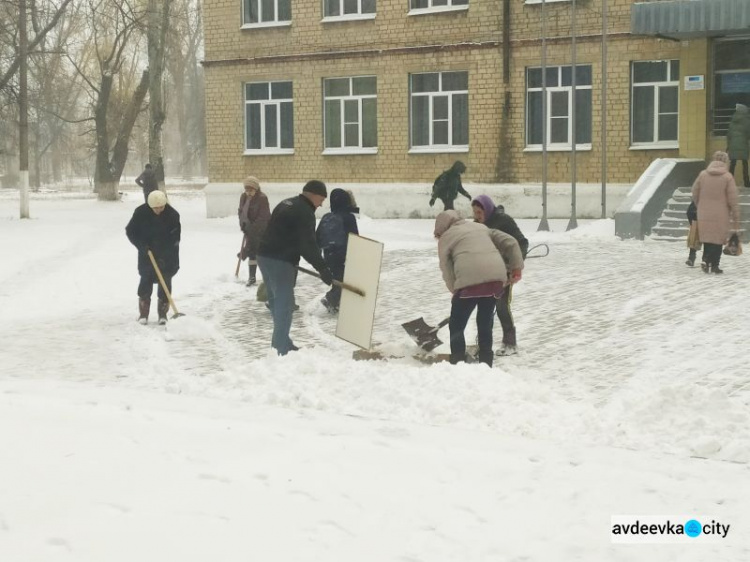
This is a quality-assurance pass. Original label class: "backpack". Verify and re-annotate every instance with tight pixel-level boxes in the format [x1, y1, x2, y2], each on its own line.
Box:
[317, 213, 348, 254]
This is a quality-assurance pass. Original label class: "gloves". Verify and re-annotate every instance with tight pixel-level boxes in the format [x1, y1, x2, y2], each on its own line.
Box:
[510, 269, 522, 284]
[429, 197, 436, 207]
[319, 268, 334, 286]
[465, 192, 472, 200]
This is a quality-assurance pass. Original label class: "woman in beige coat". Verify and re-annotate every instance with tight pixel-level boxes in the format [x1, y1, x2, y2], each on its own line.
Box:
[435, 210, 523, 366]
[692, 151, 740, 274]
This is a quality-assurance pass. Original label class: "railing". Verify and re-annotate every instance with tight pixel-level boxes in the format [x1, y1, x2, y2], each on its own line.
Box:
[711, 108, 735, 137]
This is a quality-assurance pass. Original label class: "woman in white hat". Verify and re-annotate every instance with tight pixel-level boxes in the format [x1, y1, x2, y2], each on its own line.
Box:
[125, 190, 181, 324]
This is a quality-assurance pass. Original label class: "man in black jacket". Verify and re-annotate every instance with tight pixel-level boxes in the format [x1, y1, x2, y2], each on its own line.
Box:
[258, 180, 334, 355]
[429, 161, 471, 210]
[125, 190, 181, 325]
[135, 163, 159, 203]
[472, 195, 529, 356]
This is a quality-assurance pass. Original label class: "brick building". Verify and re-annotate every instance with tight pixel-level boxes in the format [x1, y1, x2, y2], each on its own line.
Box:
[202, 0, 750, 185]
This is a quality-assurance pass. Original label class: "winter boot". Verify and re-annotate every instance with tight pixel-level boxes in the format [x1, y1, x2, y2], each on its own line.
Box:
[700, 261, 710, 273]
[157, 299, 169, 325]
[712, 265, 724, 274]
[138, 298, 150, 325]
[496, 344, 518, 357]
[247, 264, 257, 287]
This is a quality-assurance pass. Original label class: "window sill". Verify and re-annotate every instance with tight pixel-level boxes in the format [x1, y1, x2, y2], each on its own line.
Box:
[323, 148, 378, 155]
[409, 146, 469, 154]
[408, 5, 469, 17]
[321, 13, 376, 23]
[243, 149, 294, 156]
[629, 143, 679, 151]
[524, 0, 570, 5]
[240, 21, 291, 30]
[523, 144, 592, 152]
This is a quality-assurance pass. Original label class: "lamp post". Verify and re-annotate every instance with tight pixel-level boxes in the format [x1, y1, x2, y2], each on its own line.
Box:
[537, 0, 550, 231]
[601, 0, 608, 219]
[566, 0, 578, 231]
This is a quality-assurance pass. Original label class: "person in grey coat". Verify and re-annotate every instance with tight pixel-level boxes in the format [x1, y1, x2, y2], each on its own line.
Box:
[727, 103, 750, 187]
[435, 210, 523, 367]
[692, 151, 740, 274]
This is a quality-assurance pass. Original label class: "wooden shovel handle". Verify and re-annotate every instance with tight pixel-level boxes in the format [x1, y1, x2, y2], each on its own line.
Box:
[147, 250, 180, 315]
[297, 266, 366, 297]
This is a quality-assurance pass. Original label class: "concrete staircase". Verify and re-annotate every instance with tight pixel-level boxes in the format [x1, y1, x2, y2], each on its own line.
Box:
[651, 186, 750, 242]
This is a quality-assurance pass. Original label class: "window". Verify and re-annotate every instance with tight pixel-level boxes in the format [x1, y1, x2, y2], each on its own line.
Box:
[631, 60, 679, 147]
[244, 81, 294, 153]
[410, 0, 468, 12]
[410, 71, 468, 151]
[323, 76, 377, 153]
[324, 0, 376, 19]
[712, 39, 750, 136]
[526, 65, 592, 149]
[242, 0, 291, 26]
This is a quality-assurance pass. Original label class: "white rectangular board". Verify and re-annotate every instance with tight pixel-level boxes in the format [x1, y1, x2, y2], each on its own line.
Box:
[335, 234, 384, 350]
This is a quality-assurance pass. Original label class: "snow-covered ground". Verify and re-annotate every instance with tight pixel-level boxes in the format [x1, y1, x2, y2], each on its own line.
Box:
[1, 188, 748, 561]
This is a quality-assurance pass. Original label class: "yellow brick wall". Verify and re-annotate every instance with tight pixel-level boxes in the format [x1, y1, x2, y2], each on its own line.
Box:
[203, 0, 713, 184]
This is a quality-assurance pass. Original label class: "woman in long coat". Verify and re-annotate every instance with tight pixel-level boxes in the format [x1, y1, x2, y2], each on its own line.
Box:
[727, 103, 750, 187]
[238, 176, 271, 286]
[692, 151, 740, 274]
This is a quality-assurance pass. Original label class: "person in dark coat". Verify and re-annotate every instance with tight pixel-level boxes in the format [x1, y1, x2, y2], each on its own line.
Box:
[135, 163, 159, 203]
[316, 188, 359, 313]
[685, 200, 700, 267]
[257, 180, 334, 355]
[125, 190, 181, 324]
[726, 103, 750, 187]
[472, 195, 529, 356]
[238, 176, 271, 286]
[429, 161, 471, 211]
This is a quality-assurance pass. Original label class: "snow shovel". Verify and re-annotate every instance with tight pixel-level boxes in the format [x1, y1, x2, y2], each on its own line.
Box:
[297, 266, 366, 297]
[234, 234, 247, 277]
[147, 250, 185, 319]
[401, 316, 450, 352]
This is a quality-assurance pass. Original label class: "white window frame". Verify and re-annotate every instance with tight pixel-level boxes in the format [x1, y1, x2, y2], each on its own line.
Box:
[408, 0, 469, 17]
[409, 71, 469, 153]
[323, 76, 378, 155]
[630, 60, 680, 150]
[525, 65, 592, 151]
[241, 0, 291, 29]
[244, 81, 294, 155]
[321, 0, 376, 23]
[524, 0, 570, 5]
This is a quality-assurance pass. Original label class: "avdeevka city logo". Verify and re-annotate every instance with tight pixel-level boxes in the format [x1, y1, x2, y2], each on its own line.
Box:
[684, 519, 702, 538]
[610, 515, 731, 543]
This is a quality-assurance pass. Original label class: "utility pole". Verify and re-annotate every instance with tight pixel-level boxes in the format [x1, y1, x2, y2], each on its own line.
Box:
[537, 0, 550, 231]
[601, 0, 608, 219]
[19, 0, 30, 219]
[567, 0, 578, 231]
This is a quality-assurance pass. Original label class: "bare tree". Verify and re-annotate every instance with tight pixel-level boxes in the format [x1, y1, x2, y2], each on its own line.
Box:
[147, 0, 171, 189]
[164, 0, 204, 179]
[69, 0, 149, 200]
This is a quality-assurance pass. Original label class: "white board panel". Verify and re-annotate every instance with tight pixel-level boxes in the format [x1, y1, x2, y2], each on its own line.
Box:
[335, 234, 384, 350]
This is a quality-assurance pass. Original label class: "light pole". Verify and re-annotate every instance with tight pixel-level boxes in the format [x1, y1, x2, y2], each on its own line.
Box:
[601, 0, 608, 219]
[566, 0, 578, 231]
[537, 0, 550, 231]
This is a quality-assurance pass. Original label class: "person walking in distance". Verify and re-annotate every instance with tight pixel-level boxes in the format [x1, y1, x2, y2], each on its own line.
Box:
[257, 181, 334, 355]
[471, 195, 529, 356]
[692, 151, 740, 274]
[238, 176, 270, 287]
[429, 161, 471, 211]
[125, 190, 181, 325]
[726, 103, 750, 188]
[135, 163, 159, 203]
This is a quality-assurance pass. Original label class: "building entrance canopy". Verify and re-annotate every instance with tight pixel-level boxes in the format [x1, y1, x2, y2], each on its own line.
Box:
[632, 0, 750, 40]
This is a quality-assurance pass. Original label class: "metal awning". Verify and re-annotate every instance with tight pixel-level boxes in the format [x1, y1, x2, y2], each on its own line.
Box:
[632, 0, 750, 40]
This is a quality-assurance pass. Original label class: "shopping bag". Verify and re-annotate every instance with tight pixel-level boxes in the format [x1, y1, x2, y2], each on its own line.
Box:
[722, 233, 743, 256]
[686, 222, 701, 250]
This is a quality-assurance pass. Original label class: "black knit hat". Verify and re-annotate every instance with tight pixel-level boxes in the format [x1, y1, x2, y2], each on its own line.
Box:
[302, 180, 327, 197]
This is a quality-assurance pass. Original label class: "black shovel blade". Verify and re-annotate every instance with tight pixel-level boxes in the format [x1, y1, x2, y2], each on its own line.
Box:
[401, 317, 443, 352]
